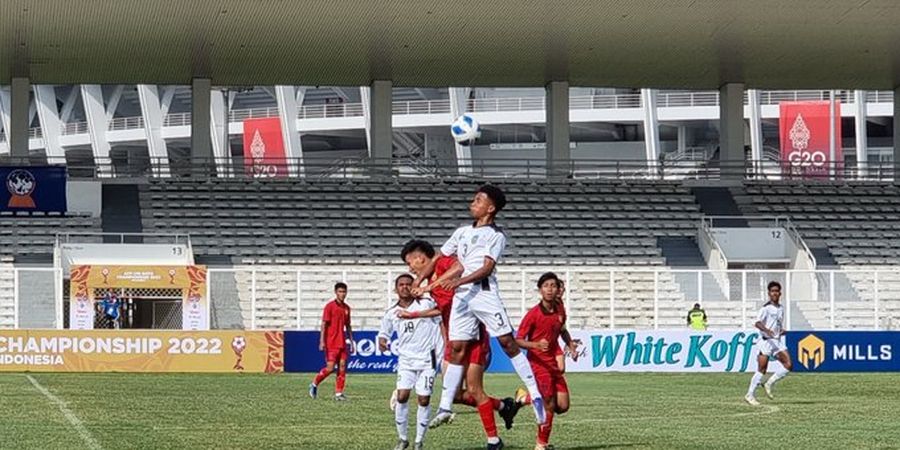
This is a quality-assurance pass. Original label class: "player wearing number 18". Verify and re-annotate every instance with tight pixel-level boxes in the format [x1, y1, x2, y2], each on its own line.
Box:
[378, 274, 444, 450]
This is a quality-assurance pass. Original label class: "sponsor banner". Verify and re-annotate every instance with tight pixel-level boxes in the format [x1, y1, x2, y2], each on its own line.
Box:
[0, 330, 283, 373]
[1, 166, 67, 213]
[788, 331, 899, 372]
[562, 330, 777, 373]
[242, 118, 288, 178]
[69, 265, 208, 330]
[284, 330, 781, 374]
[779, 101, 842, 178]
[284, 331, 398, 373]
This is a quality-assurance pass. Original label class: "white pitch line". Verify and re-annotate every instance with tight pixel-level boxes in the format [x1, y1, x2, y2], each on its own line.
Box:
[567, 404, 780, 424]
[26, 375, 103, 450]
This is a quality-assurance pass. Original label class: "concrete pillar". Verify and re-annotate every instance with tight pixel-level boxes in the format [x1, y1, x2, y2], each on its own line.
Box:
[641, 89, 660, 175]
[893, 87, 900, 184]
[854, 90, 868, 178]
[191, 78, 213, 163]
[546, 81, 570, 177]
[719, 83, 746, 180]
[9, 78, 30, 159]
[368, 80, 393, 163]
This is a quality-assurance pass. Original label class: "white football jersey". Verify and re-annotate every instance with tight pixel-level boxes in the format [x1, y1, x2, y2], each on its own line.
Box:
[378, 298, 443, 371]
[440, 224, 506, 289]
[756, 302, 784, 339]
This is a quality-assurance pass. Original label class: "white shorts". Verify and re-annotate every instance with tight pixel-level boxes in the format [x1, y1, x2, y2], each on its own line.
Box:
[757, 337, 787, 358]
[396, 368, 436, 397]
[448, 284, 514, 341]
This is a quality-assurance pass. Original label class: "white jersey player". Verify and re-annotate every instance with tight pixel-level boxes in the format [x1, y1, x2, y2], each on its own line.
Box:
[378, 274, 442, 450]
[418, 185, 545, 448]
[745, 281, 795, 406]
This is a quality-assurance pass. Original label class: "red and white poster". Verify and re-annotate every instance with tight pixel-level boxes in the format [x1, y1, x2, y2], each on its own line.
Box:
[242, 118, 288, 178]
[779, 101, 842, 178]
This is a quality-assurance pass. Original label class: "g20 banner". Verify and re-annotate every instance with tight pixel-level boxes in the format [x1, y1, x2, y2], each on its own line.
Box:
[242, 118, 288, 178]
[0, 330, 283, 373]
[779, 101, 842, 178]
[788, 331, 898, 372]
[560, 330, 780, 373]
[1, 166, 67, 213]
[284, 331, 399, 373]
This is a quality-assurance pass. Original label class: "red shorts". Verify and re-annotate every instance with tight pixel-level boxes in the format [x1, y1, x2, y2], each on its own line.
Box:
[534, 365, 569, 399]
[439, 300, 491, 367]
[325, 346, 348, 363]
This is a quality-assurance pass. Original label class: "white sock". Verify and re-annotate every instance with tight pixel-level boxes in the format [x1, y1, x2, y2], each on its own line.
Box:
[415, 404, 431, 444]
[747, 372, 764, 397]
[511, 352, 542, 401]
[395, 401, 409, 442]
[767, 367, 789, 386]
[438, 363, 465, 411]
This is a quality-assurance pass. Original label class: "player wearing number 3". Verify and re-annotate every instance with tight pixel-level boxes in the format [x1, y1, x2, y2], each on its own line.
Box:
[379, 274, 444, 450]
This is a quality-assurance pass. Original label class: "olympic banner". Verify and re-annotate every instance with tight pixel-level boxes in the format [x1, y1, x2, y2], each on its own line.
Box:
[242, 118, 288, 178]
[69, 265, 208, 330]
[0, 330, 283, 373]
[284, 331, 397, 373]
[788, 331, 899, 372]
[779, 101, 842, 178]
[1, 166, 67, 213]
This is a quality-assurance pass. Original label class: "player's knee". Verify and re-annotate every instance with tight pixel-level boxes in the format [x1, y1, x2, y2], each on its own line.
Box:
[417, 396, 430, 407]
[555, 400, 569, 414]
[496, 334, 519, 355]
[783, 360, 793, 371]
[397, 391, 411, 404]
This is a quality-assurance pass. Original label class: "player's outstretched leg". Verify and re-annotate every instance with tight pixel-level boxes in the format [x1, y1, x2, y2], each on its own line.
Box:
[496, 334, 546, 424]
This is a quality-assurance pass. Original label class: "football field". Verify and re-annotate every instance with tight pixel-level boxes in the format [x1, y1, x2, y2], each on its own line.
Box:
[1, 372, 898, 449]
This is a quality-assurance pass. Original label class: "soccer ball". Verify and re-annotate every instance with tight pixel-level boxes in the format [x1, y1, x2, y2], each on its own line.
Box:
[451, 114, 481, 145]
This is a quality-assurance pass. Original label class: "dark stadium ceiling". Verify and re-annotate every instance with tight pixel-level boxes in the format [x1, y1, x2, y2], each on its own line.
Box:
[2, 0, 900, 89]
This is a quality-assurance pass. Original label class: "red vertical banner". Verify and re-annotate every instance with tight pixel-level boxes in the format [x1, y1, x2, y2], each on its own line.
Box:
[779, 101, 842, 178]
[242, 118, 288, 178]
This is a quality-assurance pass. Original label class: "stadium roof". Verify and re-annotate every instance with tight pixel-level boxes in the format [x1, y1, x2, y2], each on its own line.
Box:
[3, 0, 900, 89]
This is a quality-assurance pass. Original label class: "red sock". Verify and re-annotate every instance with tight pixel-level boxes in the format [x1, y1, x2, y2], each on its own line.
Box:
[490, 397, 502, 411]
[313, 367, 332, 386]
[458, 393, 479, 407]
[537, 410, 554, 445]
[477, 401, 499, 439]
[521, 393, 533, 405]
[335, 368, 346, 393]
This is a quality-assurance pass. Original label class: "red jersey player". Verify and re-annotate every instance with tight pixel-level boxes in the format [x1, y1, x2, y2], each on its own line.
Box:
[309, 282, 354, 401]
[515, 273, 578, 450]
[401, 240, 519, 432]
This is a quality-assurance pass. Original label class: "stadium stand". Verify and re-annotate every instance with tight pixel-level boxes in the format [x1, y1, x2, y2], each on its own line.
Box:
[0, 214, 102, 260]
[0, 257, 15, 328]
[743, 181, 900, 329]
[138, 179, 702, 265]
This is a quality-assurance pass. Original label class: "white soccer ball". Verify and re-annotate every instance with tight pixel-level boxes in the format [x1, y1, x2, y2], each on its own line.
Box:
[451, 114, 481, 144]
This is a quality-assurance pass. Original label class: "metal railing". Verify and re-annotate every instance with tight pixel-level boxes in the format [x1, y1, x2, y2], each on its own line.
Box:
[5, 266, 895, 331]
[0, 156, 896, 182]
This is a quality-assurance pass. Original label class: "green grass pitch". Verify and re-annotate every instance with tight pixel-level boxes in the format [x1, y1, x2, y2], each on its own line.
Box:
[1, 372, 899, 449]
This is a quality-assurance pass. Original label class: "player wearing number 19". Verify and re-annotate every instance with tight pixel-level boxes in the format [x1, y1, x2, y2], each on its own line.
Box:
[378, 274, 443, 450]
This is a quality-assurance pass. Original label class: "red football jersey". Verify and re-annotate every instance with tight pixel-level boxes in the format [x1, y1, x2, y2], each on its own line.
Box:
[429, 255, 458, 309]
[322, 300, 351, 351]
[517, 302, 565, 372]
